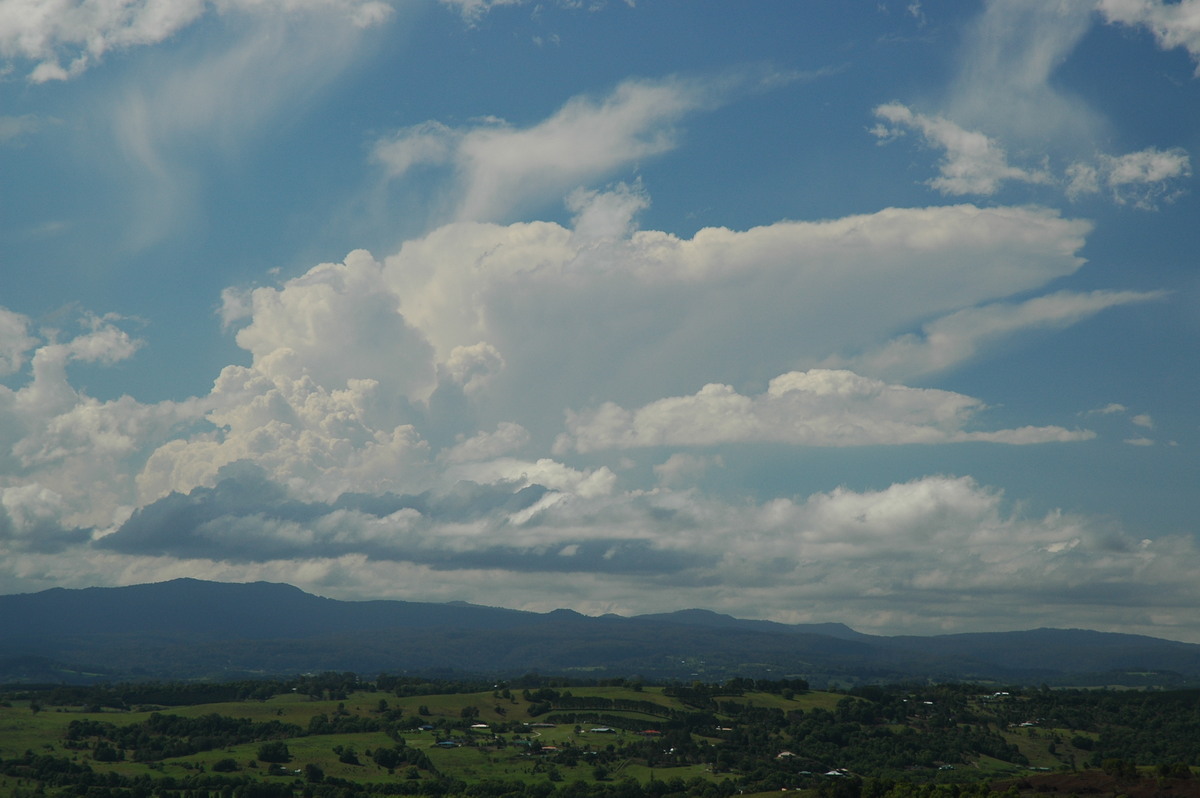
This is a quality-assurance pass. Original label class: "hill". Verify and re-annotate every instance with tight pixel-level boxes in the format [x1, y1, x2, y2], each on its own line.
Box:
[2, 579, 1200, 686]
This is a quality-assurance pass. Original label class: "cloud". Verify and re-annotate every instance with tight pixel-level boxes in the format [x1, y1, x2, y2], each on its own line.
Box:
[30, 470, 1194, 639]
[0, 484, 91, 553]
[103, 460, 632, 569]
[875, 104, 1191, 207]
[0, 313, 201, 538]
[437, 0, 617, 25]
[873, 3, 1192, 207]
[828, 289, 1168, 380]
[0, 309, 36, 376]
[228, 250, 435, 405]
[74, 0, 396, 250]
[653, 453, 723, 488]
[872, 103, 1052, 195]
[0, 192, 1100, 577]
[1067, 147, 1193, 208]
[0, 114, 45, 145]
[557, 369, 1093, 453]
[437, 0, 524, 24]
[947, 0, 1101, 147]
[0, 0, 391, 82]
[372, 77, 717, 223]
[1099, 0, 1200, 73]
[384, 199, 1092, 440]
[440, 422, 531, 464]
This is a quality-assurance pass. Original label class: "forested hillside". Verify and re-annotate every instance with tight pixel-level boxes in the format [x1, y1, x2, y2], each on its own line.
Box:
[6, 581, 1200, 687]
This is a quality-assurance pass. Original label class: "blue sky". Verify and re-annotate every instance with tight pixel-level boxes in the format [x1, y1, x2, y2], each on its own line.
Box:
[2, 0, 1199, 642]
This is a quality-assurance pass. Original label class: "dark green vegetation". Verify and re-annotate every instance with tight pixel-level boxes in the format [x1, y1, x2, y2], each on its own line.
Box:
[6, 581, 1200, 687]
[1, 675, 1199, 798]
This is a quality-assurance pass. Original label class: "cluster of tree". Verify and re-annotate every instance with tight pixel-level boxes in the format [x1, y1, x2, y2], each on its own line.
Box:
[5, 679, 282, 710]
[65, 713, 303, 761]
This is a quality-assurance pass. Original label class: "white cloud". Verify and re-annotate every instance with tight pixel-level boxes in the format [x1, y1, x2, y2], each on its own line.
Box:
[372, 77, 715, 223]
[440, 421, 530, 463]
[0, 192, 1101, 577]
[1125, 436, 1155, 447]
[947, 0, 1101, 147]
[0, 114, 44, 144]
[874, 104, 1191, 207]
[0, 308, 36, 376]
[1099, 0, 1200, 73]
[140, 251, 438, 502]
[11, 472, 1198, 640]
[0, 314, 200, 536]
[437, 0, 524, 24]
[0, 0, 392, 82]
[828, 289, 1167, 380]
[1101, 147, 1191, 208]
[1132, 413, 1154, 429]
[231, 249, 435, 405]
[558, 369, 1093, 453]
[873, 103, 1052, 195]
[653, 452, 723, 488]
[385, 200, 1092, 440]
[437, 0, 615, 25]
[1068, 147, 1192, 208]
[873, 3, 1192, 208]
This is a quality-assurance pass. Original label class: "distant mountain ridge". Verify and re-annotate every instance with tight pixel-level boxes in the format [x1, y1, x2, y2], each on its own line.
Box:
[2, 579, 1199, 687]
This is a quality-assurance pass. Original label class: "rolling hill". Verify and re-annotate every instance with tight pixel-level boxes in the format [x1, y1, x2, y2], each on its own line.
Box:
[2, 579, 1198, 686]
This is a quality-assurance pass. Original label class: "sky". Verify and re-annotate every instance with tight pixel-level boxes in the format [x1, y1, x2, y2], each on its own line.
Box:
[1, 0, 1199, 643]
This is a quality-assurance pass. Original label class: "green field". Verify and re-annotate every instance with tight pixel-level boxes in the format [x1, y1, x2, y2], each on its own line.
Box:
[2, 678, 1196, 798]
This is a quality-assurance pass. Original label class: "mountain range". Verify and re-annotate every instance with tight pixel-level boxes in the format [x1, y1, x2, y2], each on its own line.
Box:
[2, 579, 1198, 688]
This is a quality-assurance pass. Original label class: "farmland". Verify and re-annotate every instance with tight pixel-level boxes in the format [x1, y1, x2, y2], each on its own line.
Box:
[1, 675, 1198, 798]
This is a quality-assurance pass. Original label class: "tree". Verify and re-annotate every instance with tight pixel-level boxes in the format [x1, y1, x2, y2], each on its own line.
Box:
[257, 741, 291, 763]
[93, 743, 122, 762]
[372, 746, 403, 770]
